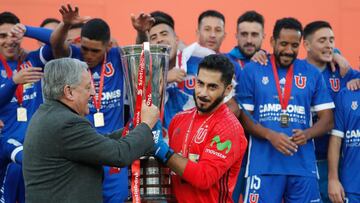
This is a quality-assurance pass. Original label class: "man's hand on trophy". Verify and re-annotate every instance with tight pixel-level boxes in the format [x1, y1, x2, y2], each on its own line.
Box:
[167, 68, 186, 83]
[59, 4, 90, 26]
[153, 129, 174, 164]
[141, 100, 159, 129]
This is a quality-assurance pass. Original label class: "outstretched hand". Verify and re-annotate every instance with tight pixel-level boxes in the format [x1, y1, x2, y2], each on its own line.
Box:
[131, 12, 155, 33]
[59, 4, 90, 26]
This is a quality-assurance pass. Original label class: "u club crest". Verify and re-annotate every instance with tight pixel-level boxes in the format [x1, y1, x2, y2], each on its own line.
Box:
[262, 76, 269, 85]
[194, 126, 208, 144]
[1, 70, 7, 78]
[294, 75, 307, 89]
[351, 101, 358, 110]
[329, 78, 340, 92]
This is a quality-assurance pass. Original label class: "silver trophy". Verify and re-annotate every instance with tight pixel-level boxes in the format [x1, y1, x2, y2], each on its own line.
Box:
[121, 43, 169, 117]
[121, 43, 174, 202]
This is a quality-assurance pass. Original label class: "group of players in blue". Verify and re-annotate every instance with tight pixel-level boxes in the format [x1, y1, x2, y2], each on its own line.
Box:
[0, 3, 359, 203]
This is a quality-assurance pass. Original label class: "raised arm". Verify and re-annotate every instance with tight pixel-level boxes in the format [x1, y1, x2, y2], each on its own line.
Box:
[130, 12, 155, 44]
[11, 23, 52, 45]
[50, 4, 89, 58]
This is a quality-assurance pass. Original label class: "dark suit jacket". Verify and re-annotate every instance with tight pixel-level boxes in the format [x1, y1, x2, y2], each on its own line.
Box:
[23, 100, 154, 203]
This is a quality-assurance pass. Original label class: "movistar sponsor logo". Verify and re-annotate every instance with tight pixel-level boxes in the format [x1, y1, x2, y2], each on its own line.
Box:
[259, 103, 305, 115]
[346, 129, 360, 139]
[205, 148, 226, 159]
[210, 135, 232, 154]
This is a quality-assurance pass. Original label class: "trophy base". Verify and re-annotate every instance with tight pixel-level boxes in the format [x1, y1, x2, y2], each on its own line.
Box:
[128, 156, 176, 203]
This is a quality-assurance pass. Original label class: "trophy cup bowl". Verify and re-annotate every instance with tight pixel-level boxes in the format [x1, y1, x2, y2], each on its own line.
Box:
[121, 44, 175, 202]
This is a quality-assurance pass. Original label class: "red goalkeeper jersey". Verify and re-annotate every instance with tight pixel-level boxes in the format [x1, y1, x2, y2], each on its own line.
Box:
[168, 104, 247, 203]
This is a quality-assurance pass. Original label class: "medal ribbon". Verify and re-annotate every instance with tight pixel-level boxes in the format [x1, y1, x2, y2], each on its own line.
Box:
[270, 54, 294, 111]
[131, 43, 153, 203]
[91, 54, 107, 112]
[181, 110, 215, 158]
[0, 54, 23, 105]
[237, 59, 245, 69]
[176, 51, 185, 89]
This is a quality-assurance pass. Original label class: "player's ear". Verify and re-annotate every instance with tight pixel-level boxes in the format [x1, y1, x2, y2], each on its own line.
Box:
[63, 85, 75, 101]
[106, 41, 112, 51]
[270, 36, 275, 49]
[303, 39, 311, 52]
[224, 82, 233, 98]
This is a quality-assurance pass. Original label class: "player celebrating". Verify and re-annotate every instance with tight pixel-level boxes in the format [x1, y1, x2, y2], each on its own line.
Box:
[238, 17, 334, 202]
[50, 5, 128, 202]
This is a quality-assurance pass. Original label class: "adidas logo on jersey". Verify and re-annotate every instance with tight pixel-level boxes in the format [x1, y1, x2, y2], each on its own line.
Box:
[92, 72, 100, 80]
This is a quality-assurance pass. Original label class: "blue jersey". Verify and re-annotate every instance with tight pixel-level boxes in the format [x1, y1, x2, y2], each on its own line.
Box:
[70, 46, 125, 133]
[313, 66, 360, 160]
[0, 27, 52, 203]
[226, 46, 251, 69]
[226, 47, 252, 107]
[226, 49, 251, 203]
[0, 46, 52, 203]
[0, 136, 23, 203]
[0, 46, 52, 142]
[331, 88, 360, 195]
[70, 46, 127, 202]
[0, 136, 23, 186]
[238, 58, 334, 178]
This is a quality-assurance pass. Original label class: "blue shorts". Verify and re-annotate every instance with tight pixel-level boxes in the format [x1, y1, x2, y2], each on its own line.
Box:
[345, 193, 360, 203]
[102, 166, 129, 203]
[244, 175, 322, 203]
[2, 163, 25, 203]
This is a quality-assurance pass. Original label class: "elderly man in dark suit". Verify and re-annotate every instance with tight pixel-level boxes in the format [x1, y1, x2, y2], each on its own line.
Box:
[23, 58, 159, 203]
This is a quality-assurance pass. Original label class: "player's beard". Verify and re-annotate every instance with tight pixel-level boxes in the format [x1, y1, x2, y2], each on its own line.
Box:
[238, 43, 260, 59]
[193, 91, 225, 114]
[274, 51, 297, 68]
